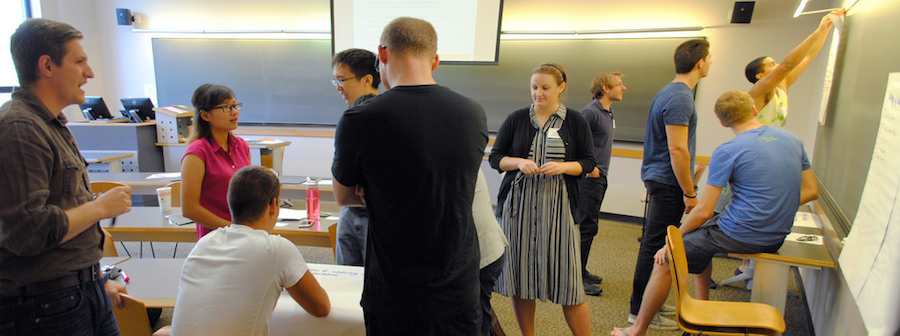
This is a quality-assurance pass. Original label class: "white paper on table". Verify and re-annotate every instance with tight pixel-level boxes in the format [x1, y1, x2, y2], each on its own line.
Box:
[146, 172, 181, 180]
[793, 212, 820, 229]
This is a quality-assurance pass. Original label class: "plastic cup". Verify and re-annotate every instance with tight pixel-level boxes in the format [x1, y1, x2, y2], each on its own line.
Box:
[156, 187, 172, 214]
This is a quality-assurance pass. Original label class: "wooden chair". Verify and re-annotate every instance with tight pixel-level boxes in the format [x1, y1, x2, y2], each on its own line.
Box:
[91, 181, 132, 257]
[328, 223, 338, 260]
[112, 293, 171, 336]
[665, 225, 785, 336]
[102, 228, 118, 257]
[164, 181, 181, 207]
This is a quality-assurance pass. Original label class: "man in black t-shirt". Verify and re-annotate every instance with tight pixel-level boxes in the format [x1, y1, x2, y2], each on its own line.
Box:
[331, 17, 489, 335]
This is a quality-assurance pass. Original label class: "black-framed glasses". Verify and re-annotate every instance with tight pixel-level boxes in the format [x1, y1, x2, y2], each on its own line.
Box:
[331, 76, 357, 88]
[210, 102, 242, 113]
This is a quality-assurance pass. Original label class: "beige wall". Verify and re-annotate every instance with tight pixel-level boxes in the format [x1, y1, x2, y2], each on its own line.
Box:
[37, 1, 871, 334]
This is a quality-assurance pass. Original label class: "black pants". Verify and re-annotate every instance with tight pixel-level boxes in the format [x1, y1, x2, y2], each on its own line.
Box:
[630, 180, 684, 315]
[477, 254, 506, 336]
[576, 174, 608, 274]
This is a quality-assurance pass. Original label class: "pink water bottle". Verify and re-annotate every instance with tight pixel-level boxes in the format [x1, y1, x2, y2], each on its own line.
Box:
[305, 177, 320, 228]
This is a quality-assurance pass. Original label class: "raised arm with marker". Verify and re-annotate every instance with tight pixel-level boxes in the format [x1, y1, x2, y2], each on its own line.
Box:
[745, 9, 844, 127]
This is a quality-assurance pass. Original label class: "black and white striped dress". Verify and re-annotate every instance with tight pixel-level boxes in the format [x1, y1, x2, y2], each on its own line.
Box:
[495, 105, 586, 305]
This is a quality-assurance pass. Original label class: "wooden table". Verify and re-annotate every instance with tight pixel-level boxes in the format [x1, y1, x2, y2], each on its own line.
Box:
[101, 207, 337, 247]
[729, 214, 836, 314]
[109, 258, 365, 335]
[82, 151, 135, 173]
[88, 172, 334, 201]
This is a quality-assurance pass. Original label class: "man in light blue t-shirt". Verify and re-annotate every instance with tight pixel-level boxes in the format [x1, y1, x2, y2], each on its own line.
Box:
[612, 90, 819, 336]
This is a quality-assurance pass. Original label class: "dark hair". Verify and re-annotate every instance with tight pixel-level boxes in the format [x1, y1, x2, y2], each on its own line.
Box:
[745, 56, 768, 83]
[10, 19, 84, 87]
[188, 83, 235, 143]
[332, 48, 380, 89]
[673, 39, 710, 74]
[379, 17, 437, 57]
[228, 166, 281, 224]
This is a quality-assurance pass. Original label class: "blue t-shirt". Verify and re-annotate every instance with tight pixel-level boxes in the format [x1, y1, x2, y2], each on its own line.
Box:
[641, 82, 697, 186]
[707, 126, 810, 246]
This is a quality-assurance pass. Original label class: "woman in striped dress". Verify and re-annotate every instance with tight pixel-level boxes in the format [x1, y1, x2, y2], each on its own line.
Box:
[489, 63, 596, 336]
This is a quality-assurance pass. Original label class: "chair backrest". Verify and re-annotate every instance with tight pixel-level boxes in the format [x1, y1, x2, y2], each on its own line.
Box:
[91, 181, 128, 195]
[666, 225, 691, 312]
[328, 223, 338, 259]
[102, 228, 118, 257]
[165, 181, 181, 207]
[113, 293, 154, 336]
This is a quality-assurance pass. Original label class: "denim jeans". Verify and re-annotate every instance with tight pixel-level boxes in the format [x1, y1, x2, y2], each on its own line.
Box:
[335, 206, 369, 266]
[576, 174, 608, 273]
[629, 180, 684, 315]
[0, 278, 119, 336]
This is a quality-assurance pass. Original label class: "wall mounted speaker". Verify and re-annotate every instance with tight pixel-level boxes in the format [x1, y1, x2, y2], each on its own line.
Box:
[731, 1, 755, 24]
[116, 8, 133, 26]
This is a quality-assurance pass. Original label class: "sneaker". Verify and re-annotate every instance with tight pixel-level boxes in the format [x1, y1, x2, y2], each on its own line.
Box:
[658, 304, 676, 316]
[584, 282, 603, 296]
[582, 271, 603, 285]
[628, 313, 679, 331]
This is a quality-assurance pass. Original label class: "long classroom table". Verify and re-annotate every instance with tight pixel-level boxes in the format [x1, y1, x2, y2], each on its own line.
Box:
[102, 257, 364, 336]
[101, 207, 336, 247]
[88, 172, 334, 201]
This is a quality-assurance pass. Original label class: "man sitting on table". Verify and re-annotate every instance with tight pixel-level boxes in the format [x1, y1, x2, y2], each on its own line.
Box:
[611, 90, 819, 336]
[171, 166, 330, 336]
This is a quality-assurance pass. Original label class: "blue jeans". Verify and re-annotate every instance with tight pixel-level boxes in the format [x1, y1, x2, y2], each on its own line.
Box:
[0, 278, 119, 336]
[335, 206, 369, 266]
[576, 174, 608, 273]
[630, 180, 684, 315]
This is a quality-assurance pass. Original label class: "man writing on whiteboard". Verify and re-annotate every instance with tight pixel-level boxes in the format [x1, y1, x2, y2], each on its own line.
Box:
[331, 17, 488, 335]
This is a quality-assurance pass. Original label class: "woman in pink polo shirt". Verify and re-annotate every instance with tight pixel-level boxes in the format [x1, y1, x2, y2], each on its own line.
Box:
[181, 84, 251, 239]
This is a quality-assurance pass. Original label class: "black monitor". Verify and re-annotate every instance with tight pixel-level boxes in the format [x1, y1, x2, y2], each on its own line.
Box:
[79, 96, 113, 120]
[120, 98, 155, 122]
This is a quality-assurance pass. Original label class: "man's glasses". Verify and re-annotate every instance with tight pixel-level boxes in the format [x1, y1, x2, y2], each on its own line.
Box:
[210, 102, 242, 113]
[331, 77, 357, 88]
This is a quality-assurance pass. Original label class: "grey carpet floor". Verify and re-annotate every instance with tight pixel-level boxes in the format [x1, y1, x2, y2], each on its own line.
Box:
[118, 216, 810, 336]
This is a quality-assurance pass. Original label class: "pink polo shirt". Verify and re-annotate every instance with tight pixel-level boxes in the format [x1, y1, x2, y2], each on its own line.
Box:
[183, 133, 251, 239]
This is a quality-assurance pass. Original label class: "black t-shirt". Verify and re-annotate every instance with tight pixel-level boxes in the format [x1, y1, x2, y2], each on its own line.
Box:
[332, 84, 488, 320]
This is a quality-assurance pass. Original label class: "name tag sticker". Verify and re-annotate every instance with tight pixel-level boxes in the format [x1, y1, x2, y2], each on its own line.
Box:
[547, 128, 561, 139]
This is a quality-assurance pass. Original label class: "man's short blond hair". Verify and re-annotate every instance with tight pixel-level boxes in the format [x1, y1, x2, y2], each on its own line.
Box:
[589, 72, 623, 99]
[715, 90, 755, 126]
[379, 17, 437, 58]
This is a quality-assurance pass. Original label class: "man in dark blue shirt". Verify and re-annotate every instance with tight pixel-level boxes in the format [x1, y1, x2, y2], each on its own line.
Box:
[577, 72, 626, 296]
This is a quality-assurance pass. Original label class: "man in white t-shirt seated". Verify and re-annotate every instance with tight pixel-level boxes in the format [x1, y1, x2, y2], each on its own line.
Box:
[171, 166, 331, 335]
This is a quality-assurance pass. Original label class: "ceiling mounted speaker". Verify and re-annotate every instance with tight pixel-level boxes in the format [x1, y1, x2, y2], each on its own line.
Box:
[731, 1, 755, 24]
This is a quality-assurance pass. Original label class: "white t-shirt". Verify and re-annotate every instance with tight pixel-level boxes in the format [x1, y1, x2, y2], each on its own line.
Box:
[171, 224, 308, 336]
[474, 169, 508, 268]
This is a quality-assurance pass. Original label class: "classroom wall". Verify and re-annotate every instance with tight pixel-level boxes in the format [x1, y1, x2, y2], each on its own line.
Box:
[41, 0, 827, 218]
